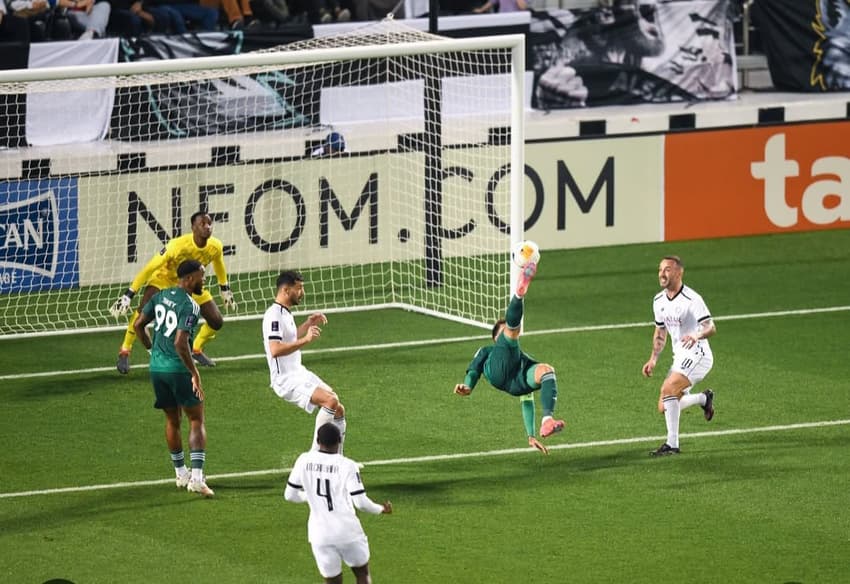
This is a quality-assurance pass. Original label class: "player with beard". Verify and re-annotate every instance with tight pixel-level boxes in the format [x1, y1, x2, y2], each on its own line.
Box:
[134, 259, 215, 496]
[641, 255, 717, 457]
[262, 270, 348, 453]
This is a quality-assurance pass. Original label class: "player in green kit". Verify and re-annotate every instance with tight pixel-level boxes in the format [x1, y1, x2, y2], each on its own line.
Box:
[133, 259, 214, 497]
[454, 260, 565, 454]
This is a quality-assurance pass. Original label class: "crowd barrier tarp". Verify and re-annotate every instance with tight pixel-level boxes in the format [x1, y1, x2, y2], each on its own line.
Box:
[753, 0, 850, 91]
[530, 0, 736, 109]
[27, 39, 119, 146]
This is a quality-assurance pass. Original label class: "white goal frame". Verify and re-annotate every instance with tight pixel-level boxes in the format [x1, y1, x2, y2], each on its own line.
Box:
[0, 32, 525, 338]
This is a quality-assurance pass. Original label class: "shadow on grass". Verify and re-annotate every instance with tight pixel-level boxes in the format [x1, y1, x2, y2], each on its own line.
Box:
[5, 374, 147, 401]
[0, 490, 196, 536]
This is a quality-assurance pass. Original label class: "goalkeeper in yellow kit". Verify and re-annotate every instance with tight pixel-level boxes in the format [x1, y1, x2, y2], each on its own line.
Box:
[109, 211, 236, 374]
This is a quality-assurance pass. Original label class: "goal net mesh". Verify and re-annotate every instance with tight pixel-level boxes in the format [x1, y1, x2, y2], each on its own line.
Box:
[0, 19, 519, 336]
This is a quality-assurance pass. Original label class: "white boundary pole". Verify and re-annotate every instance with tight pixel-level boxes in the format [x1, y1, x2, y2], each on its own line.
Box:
[509, 37, 525, 297]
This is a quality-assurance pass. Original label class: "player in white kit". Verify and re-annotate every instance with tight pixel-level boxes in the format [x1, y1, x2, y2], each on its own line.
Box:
[285, 423, 393, 584]
[641, 256, 716, 456]
[263, 271, 347, 451]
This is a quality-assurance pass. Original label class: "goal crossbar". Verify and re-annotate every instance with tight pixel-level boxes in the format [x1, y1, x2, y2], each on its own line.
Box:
[0, 34, 526, 85]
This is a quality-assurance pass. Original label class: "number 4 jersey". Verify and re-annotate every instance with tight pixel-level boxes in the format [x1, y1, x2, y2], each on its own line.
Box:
[286, 450, 378, 546]
[141, 286, 200, 373]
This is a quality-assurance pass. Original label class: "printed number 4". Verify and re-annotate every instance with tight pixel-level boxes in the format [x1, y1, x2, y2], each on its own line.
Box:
[154, 304, 178, 337]
[316, 478, 334, 511]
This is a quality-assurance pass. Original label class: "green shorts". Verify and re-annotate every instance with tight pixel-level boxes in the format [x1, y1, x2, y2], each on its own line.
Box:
[484, 334, 539, 396]
[150, 371, 202, 409]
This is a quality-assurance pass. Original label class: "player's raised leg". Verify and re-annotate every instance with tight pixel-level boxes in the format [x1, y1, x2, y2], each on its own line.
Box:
[311, 386, 346, 454]
[515, 262, 537, 298]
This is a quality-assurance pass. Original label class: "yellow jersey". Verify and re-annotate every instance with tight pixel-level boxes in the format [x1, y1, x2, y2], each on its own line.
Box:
[130, 233, 228, 292]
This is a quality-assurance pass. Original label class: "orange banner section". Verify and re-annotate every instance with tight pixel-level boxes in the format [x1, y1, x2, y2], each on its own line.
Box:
[665, 121, 850, 241]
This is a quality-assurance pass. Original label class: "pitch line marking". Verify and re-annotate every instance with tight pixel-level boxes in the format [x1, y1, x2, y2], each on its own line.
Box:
[1, 418, 847, 500]
[3, 304, 850, 382]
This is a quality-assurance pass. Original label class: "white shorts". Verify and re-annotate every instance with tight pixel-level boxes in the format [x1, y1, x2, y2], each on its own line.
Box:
[270, 369, 325, 414]
[311, 535, 371, 578]
[669, 347, 714, 387]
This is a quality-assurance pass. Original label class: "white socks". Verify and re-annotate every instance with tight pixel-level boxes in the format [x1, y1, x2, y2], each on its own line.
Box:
[313, 407, 347, 454]
[679, 392, 706, 410]
[334, 416, 347, 455]
[662, 396, 680, 448]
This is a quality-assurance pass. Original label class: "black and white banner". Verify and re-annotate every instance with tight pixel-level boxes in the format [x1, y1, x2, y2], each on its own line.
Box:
[753, 0, 850, 91]
[530, 0, 736, 109]
[113, 31, 317, 141]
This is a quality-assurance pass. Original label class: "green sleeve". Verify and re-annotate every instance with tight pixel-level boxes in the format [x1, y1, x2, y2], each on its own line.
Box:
[520, 393, 535, 437]
[463, 346, 490, 389]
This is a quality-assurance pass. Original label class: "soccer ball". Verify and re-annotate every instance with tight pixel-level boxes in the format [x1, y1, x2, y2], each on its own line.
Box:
[511, 240, 540, 268]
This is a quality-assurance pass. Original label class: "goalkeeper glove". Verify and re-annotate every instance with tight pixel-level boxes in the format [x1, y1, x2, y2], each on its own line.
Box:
[109, 289, 135, 318]
[220, 284, 236, 310]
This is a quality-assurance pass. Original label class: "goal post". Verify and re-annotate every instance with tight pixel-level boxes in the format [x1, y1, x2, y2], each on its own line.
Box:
[0, 20, 525, 338]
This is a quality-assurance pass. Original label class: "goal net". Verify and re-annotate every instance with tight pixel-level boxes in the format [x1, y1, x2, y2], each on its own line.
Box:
[0, 20, 525, 337]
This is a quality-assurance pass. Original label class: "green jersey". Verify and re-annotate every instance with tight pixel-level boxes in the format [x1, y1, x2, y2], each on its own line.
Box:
[141, 286, 200, 373]
[464, 334, 539, 397]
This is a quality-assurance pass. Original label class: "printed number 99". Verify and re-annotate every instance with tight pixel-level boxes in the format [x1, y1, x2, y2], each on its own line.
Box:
[154, 304, 178, 337]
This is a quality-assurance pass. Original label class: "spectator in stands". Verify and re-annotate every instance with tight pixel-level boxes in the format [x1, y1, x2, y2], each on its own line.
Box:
[251, 0, 291, 25]
[0, 0, 32, 42]
[65, 0, 111, 39]
[283, 0, 315, 23]
[201, 0, 257, 29]
[286, 0, 349, 23]
[109, 0, 159, 36]
[472, 0, 525, 13]
[145, 0, 218, 32]
[319, 0, 351, 22]
[9, 0, 105, 39]
[351, 0, 398, 21]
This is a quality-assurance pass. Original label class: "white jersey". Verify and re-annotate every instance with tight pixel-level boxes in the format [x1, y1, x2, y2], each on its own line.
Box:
[652, 284, 713, 360]
[263, 302, 303, 383]
[286, 450, 372, 545]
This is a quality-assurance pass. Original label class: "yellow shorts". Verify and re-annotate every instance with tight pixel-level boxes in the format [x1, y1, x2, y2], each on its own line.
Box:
[147, 274, 214, 305]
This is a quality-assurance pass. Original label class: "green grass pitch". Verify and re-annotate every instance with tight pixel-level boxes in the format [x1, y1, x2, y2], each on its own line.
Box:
[1, 229, 849, 583]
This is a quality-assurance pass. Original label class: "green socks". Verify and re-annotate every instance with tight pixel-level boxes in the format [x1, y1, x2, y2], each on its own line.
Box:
[506, 295, 524, 329]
